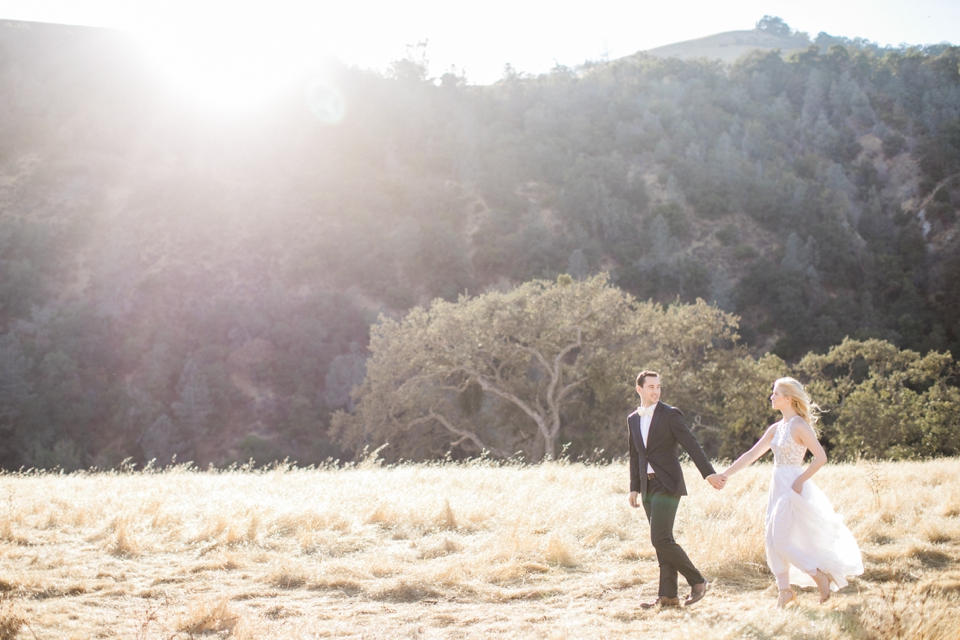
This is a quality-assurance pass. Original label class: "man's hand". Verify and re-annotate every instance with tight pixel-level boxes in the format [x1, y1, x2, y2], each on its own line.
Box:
[629, 491, 640, 508]
[706, 473, 726, 490]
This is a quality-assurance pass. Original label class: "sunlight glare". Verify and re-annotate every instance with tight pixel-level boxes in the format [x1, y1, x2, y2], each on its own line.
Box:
[132, 5, 324, 114]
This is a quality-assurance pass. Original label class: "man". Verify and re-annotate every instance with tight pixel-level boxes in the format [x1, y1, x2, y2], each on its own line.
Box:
[628, 370, 724, 608]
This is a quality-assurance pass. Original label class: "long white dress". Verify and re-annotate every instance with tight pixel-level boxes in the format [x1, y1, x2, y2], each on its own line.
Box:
[766, 417, 863, 590]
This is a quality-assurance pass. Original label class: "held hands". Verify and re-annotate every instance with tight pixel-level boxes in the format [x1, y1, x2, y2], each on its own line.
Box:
[707, 473, 726, 490]
[630, 476, 726, 504]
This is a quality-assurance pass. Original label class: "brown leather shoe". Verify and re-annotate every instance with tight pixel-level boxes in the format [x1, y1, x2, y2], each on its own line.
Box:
[639, 596, 680, 609]
[684, 580, 709, 606]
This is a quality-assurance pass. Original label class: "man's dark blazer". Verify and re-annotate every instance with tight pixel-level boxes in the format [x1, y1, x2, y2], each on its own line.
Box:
[629, 401, 716, 496]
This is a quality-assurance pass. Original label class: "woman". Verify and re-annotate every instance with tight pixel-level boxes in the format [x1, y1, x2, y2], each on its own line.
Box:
[719, 377, 862, 608]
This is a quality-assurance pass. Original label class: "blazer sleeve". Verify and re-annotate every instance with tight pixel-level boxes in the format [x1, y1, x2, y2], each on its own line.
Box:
[628, 422, 641, 493]
[667, 409, 716, 479]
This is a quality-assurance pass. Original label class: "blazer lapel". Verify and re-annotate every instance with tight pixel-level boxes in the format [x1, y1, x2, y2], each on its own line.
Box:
[647, 402, 665, 448]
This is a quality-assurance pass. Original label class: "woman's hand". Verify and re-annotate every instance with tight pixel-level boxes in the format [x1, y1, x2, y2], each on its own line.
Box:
[791, 478, 804, 494]
[707, 473, 725, 490]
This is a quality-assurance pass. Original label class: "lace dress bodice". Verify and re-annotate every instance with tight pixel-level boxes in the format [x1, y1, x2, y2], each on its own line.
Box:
[771, 417, 807, 467]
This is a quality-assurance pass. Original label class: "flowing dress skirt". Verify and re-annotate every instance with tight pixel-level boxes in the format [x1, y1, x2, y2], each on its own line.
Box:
[766, 465, 863, 590]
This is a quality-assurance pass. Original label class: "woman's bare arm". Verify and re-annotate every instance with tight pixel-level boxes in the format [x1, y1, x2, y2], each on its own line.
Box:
[720, 423, 778, 479]
[790, 419, 827, 493]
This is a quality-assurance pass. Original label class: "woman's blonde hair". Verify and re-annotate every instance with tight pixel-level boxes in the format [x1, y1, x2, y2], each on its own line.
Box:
[774, 377, 822, 425]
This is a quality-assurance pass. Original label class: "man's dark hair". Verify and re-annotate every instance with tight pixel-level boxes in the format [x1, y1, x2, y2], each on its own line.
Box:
[636, 370, 660, 387]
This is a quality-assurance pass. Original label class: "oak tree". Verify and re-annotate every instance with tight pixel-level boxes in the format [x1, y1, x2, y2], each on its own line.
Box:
[332, 274, 640, 461]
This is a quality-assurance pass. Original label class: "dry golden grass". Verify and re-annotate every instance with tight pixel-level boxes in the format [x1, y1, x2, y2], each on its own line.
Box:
[0, 458, 958, 638]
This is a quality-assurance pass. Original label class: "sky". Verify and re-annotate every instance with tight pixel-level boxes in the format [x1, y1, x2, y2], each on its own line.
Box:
[0, 1, 957, 109]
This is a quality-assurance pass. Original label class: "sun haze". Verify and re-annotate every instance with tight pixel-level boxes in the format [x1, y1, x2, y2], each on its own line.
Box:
[128, 4, 330, 114]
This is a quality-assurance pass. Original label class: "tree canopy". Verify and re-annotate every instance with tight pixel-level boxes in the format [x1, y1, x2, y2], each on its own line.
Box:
[334, 278, 958, 463]
[333, 274, 774, 462]
[332, 275, 638, 460]
[798, 339, 960, 459]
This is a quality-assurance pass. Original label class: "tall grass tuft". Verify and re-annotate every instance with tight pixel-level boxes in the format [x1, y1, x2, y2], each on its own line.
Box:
[436, 499, 457, 530]
[108, 517, 141, 557]
[849, 583, 960, 640]
[544, 534, 577, 567]
[0, 596, 24, 640]
[177, 598, 239, 634]
[267, 560, 309, 589]
[366, 503, 401, 528]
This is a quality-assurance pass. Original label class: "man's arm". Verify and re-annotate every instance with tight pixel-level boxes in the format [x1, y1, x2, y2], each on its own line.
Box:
[628, 422, 643, 507]
[667, 409, 719, 481]
[628, 425, 641, 493]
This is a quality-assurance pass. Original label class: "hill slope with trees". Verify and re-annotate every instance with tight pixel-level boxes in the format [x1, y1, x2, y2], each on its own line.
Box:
[0, 19, 957, 468]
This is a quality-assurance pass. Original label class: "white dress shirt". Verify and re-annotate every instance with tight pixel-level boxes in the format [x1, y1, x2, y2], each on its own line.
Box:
[639, 405, 655, 474]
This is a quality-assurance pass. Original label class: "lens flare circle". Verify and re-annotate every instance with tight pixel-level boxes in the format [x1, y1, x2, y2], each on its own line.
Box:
[305, 80, 346, 124]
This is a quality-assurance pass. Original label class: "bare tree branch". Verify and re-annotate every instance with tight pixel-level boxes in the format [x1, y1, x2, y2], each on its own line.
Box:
[427, 411, 510, 458]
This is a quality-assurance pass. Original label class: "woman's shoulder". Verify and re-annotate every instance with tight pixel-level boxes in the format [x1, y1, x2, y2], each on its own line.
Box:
[784, 415, 815, 439]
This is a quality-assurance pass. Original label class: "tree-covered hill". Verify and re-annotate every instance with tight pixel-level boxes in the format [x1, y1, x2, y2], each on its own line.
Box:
[0, 19, 957, 469]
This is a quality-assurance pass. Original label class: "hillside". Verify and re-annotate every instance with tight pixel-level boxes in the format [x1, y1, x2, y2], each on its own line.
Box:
[645, 28, 811, 62]
[0, 19, 958, 469]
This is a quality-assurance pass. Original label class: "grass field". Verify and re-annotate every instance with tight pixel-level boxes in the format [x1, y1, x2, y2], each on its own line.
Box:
[1, 457, 958, 639]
